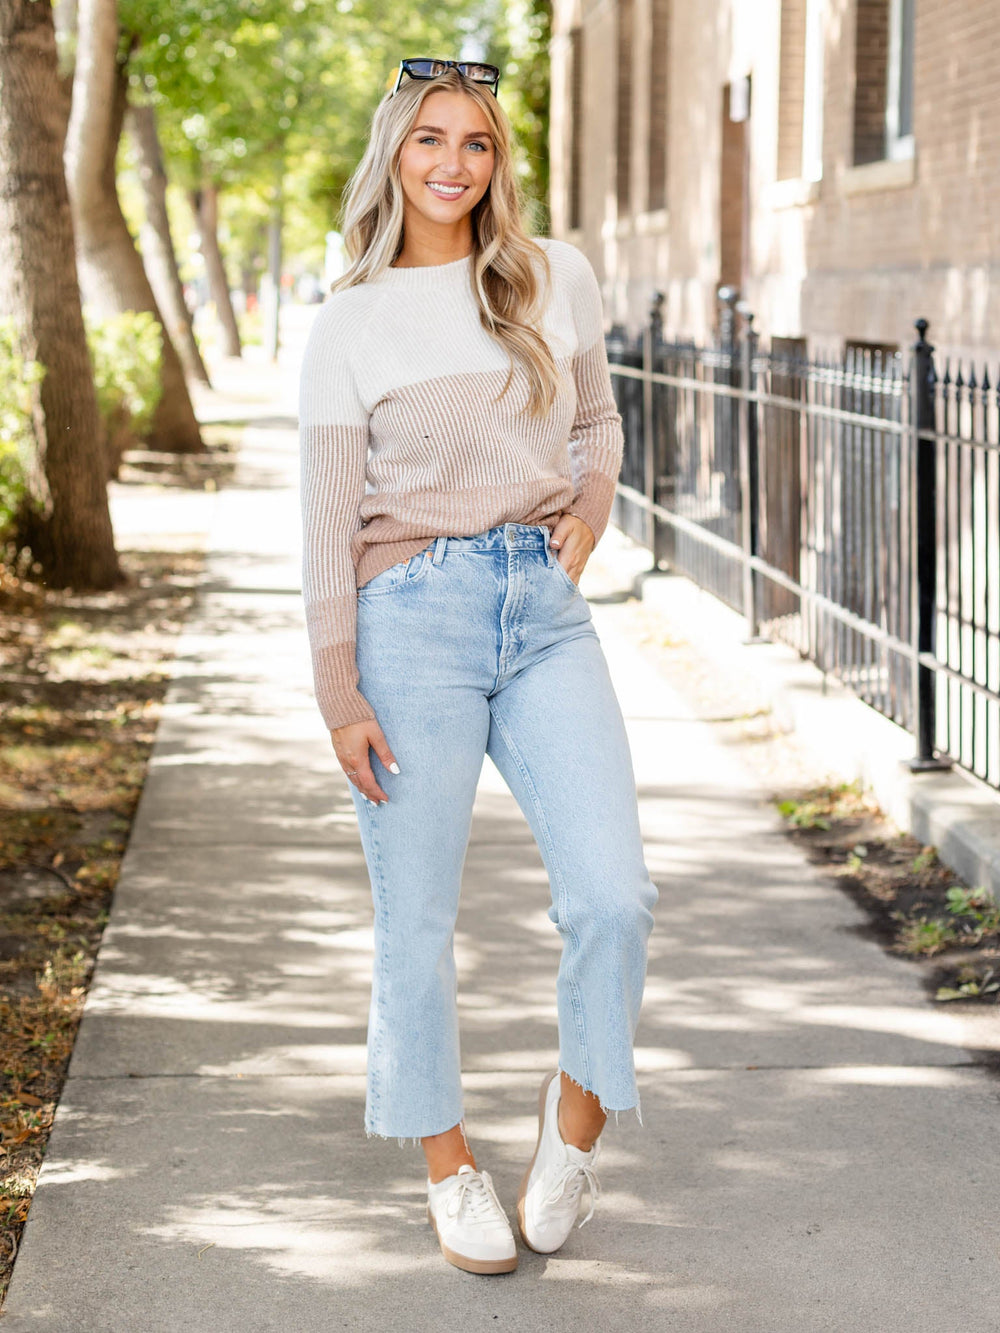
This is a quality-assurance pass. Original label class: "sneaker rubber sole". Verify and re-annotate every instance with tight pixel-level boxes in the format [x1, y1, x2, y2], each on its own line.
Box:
[516, 1068, 560, 1254]
[426, 1204, 518, 1274]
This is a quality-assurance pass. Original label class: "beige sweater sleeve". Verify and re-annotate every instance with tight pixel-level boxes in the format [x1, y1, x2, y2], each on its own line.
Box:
[561, 244, 625, 544]
[298, 296, 378, 732]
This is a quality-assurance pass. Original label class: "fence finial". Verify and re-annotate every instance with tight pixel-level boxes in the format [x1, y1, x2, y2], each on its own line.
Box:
[649, 289, 665, 339]
[717, 286, 738, 350]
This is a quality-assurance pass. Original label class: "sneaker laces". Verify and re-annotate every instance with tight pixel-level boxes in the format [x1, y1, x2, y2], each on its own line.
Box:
[445, 1169, 509, 1228]
[542, 1158, 601, 1228]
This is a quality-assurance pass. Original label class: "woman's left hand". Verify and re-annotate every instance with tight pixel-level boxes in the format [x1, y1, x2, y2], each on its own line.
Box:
[549, 514, 596, 585]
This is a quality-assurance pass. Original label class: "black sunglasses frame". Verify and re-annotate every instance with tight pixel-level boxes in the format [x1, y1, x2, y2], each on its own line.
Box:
[391, 58, 501, 98]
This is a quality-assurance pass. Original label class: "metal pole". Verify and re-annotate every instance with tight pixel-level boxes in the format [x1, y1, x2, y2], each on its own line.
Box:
[908, 317, 951, 771]
[717, 285, 738, 349]
[643, 291, 665, 562]
[737, 305, 759, 639]
[262, 166, 284, 363]
[716, 285, 740, 530]
[641, 313, 654, 556]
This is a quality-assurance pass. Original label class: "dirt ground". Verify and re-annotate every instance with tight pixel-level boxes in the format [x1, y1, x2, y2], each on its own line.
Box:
[774, 783, 1000, 1015]
[0, 414, 240, 1305]
[0, 542, 206, 1299]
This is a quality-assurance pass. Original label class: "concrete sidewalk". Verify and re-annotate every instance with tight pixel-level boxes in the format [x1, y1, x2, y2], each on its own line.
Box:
[3, 324, 999, 1332]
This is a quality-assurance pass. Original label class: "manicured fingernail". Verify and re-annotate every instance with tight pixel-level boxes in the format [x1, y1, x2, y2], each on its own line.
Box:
[389, 762, 400, 774]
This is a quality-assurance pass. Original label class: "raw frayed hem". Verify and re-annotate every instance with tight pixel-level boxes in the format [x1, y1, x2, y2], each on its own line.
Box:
[557, 1065, 644, 1129]
[364, 1118, 470, 1151]
[365, 1128, 422, 1148]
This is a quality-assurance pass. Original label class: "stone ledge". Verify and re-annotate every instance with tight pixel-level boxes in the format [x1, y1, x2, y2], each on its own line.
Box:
[842, 151, 916, 196]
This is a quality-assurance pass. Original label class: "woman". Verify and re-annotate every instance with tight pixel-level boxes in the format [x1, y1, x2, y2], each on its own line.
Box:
[298, 57, 658, 1275]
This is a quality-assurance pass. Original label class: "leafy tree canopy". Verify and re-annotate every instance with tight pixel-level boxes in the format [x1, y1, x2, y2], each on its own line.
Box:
[116, 0, 552, 277]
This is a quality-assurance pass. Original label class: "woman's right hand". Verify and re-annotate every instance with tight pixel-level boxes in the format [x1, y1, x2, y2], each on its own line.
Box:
[331, 719, 399, 805]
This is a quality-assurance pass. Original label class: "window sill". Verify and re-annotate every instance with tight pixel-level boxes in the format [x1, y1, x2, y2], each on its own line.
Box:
[842, 152, 916, 196]
[764, 177, 821, 210]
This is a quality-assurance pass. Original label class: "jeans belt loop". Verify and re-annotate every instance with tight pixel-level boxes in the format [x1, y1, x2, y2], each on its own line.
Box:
[432, 535, 448, 566]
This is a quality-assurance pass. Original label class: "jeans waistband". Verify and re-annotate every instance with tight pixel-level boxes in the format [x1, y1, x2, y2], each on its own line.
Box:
[430, 522, 554, 565]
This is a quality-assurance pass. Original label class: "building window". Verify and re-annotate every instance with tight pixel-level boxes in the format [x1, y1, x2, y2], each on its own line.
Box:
[569, 26, 583, 230]
[647, 0, 669, 211]
[777, 0, 807, 181]
[777, 0, 825, 183]
[801, 0, 826, 180]
[615, 0, 634, 216]
[853, 0, 914, 166]
[886, 0, 914, 158]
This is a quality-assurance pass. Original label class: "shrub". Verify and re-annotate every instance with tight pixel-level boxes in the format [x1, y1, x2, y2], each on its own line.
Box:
[83, 309, 163, 475]
[0, 319, 45, 542]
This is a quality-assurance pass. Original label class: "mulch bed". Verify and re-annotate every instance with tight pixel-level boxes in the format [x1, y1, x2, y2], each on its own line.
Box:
[0, 542, 204, 1304]
[774, 783, 1000, 1018]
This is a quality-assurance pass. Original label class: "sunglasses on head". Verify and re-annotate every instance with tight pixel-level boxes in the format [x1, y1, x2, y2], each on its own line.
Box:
[391, 58, 501, 97]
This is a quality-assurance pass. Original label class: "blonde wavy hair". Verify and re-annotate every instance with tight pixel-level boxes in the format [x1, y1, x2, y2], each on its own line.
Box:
[330, 67, 560, 418]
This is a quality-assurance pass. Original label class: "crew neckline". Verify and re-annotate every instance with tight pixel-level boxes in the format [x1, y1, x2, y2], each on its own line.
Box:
[374, 251, 474, 283]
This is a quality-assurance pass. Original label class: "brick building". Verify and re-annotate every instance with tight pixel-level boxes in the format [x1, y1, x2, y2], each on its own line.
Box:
[549, 0, 1000, 361]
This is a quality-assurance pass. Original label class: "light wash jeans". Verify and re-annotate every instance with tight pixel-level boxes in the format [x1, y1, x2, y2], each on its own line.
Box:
[349, 521, 658, 1140]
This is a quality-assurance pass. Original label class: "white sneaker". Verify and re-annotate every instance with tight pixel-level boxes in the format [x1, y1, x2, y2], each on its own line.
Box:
[426, 1164, 518, 1274]
[517, 1070, 601, 1254]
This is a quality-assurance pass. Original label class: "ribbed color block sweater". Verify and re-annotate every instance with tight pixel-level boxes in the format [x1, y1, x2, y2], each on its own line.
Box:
[298, 236, 624, 731]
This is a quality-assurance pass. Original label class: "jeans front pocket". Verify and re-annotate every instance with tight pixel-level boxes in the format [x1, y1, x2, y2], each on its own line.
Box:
[358, 546, 434, 600]
[550, 554, 580, 593]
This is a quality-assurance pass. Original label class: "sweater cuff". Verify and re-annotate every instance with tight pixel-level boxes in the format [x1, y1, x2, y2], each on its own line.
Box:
[567, 471, 618, 546]
[312, 642, 378, 732]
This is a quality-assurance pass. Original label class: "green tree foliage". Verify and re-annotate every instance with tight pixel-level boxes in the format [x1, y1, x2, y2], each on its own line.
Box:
[120, 1, 499, 224]
[84, 308, 164, 473]
[0, 319, 44, 541]
[117, 0, 547, 269]
[486, 0, 552, 233]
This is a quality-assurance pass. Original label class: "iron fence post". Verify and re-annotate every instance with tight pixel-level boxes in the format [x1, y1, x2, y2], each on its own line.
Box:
[647, 291, 666, 566]
[908, 317, 951, 771]
[641, 294, 657, 555]
[717, 285, 737, 349]
[716, 287, 740, 520]
[737, 306, 760, 639]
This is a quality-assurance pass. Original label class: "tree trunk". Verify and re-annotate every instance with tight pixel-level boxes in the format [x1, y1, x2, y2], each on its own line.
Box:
[262, 172, 283, 362]
[50, 0, 74, 140]
[126, 101, 210, 386]
[0, 0, 120, 590]
[191, 183, 242, 358]
[64, 0, 203, 452]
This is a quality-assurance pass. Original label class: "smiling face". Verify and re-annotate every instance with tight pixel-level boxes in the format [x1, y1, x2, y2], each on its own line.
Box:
[395, 89, 496, 250]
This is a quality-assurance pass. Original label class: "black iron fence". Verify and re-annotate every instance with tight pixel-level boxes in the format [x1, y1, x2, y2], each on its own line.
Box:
[606, 288, 1000, 793]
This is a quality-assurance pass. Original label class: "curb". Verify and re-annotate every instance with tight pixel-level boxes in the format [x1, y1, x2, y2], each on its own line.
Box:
[594, 523, 1000, 901]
